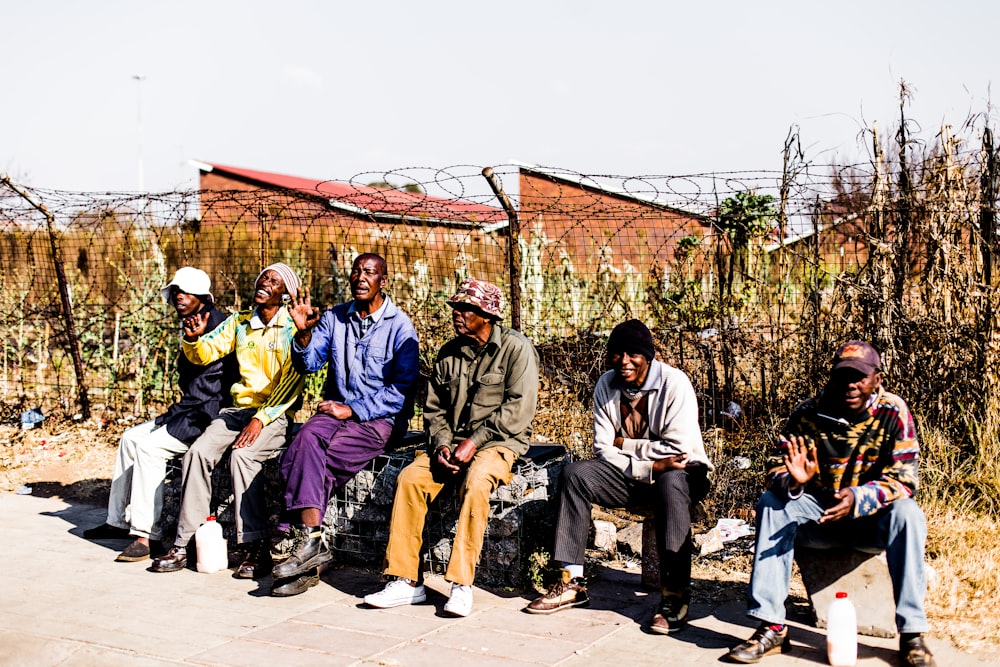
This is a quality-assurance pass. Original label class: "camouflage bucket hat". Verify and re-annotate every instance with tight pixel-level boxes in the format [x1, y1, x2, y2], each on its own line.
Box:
[446, 278, 504, 319]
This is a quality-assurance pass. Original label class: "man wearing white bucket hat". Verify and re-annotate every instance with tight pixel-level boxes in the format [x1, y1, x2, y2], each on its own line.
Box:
[153, 262, 305, 578]
[84, 267, 235, 563]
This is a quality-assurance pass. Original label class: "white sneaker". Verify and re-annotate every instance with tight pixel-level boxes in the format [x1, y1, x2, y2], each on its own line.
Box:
[443, 583, 473, 617]
[364, 579, 427, 608]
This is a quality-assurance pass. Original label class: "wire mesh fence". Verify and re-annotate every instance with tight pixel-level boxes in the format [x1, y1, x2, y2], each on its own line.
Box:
[3, 121, 1000, 512]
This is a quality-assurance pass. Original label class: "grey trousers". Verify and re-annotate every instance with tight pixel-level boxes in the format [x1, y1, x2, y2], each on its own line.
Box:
[174, 407, 288, 546]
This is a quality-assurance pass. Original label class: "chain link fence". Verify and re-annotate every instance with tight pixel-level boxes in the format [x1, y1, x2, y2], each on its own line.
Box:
[3, 120, 1000, 515]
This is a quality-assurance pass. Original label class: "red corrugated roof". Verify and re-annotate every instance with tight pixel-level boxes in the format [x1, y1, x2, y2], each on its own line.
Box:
[199, 162, 506, 226]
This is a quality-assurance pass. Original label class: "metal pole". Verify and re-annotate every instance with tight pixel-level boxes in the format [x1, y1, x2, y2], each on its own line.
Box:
[482, 167, 522, 331]
[1, 175, 92, 419]
[132, 74, 146, 191]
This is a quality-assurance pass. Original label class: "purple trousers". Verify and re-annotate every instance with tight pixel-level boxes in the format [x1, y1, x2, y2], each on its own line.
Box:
[280, 413, 393, 530]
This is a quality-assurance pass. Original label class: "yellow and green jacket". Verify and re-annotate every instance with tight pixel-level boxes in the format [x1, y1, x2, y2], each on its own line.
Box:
[182, 307, 303, 426]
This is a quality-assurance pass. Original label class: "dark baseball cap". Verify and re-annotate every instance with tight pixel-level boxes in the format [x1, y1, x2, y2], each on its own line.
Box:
[832, 340, 881, 375]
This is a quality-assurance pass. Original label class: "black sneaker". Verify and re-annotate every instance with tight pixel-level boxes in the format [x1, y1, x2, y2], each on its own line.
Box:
[83, 523, 130, 540]
[650, 591, 690, 634]
[725, 623, 790, 663]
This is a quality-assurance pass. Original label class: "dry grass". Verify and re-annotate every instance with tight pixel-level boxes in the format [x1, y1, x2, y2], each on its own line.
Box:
[923, 501, 1000, 652]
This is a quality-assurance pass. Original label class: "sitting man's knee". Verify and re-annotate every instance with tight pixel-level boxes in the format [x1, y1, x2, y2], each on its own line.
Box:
[888, 496, 926, 529]
[461, 472, 493, 499]
[755, 489, 786, 514]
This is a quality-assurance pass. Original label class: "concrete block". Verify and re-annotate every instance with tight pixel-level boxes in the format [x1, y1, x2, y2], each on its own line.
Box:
[592, 519, 617, 552]
[795, 546, 897, 638]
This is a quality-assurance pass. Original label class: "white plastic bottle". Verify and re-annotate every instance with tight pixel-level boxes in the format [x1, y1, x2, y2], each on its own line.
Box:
[826, 591, 858, 667]
[195, 516, 228, 573]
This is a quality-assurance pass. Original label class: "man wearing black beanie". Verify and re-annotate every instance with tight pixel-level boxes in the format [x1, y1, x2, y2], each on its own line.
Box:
[526, 319, 713, 635]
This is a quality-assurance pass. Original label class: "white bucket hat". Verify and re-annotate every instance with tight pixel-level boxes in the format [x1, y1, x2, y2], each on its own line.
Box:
[161, 267, 213, 304]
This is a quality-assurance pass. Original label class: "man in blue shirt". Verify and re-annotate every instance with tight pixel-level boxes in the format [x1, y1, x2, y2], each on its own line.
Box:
[271, 253, 420, 596]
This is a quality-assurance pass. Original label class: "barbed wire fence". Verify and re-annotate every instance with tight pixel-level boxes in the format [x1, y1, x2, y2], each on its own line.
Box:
[3, 115, 1000, 516]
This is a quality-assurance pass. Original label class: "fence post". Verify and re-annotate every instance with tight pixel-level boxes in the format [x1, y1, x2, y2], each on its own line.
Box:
[0, 175, 91, 419]
[482, 167, 522, 331]
[981, 128, 996, 316]
[979, 128, 997, 369]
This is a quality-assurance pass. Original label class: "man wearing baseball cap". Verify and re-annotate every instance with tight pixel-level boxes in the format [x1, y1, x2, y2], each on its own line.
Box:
[84, 267, 236, 563]
[364, 278, 539, 617]
[152, 263, 305, 578]
[526, 319, 712, 634]
[726, 341, 936, 666]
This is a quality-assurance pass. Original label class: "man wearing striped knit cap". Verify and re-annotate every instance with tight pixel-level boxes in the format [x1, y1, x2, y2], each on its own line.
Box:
[152, 263, 305, 579]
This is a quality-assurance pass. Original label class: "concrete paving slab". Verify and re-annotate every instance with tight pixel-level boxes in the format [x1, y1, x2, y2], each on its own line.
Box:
[245, 619, 403, 658]
[189, 639, 353, 667]
[2, 492, 997, 667]
[0, 630, 81, 667]
[294, 604, 449, 638]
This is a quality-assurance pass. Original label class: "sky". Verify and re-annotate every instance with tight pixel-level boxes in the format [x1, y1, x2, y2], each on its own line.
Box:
[3, 1, 998, 194]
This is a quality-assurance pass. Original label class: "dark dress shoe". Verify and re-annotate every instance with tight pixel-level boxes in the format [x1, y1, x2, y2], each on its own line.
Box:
[726, 623, 789, 663]
[115, 539, 151, 562]
[271, 527, 333, 580]
[234, 541, 271, 579]
[83, 523, 130, 540]
[271, 569, 320, 597]
[150, 547, 187, 573]
[901, 635, 937, 667]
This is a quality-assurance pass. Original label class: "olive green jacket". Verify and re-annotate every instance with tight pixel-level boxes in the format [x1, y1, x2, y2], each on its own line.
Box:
[426, 324, 539, 457]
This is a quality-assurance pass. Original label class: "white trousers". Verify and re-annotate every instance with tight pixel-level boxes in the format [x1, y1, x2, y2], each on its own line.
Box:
[105, 419, 190, 540]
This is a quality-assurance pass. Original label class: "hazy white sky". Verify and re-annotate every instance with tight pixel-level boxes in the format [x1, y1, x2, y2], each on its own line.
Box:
[3, 0, 997, 193]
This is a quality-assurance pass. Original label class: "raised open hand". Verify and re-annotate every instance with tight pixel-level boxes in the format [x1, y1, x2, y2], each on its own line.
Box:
[289, 285, 320, 331]
[182, 310, 210, 341]
[782, 434, 819, 488]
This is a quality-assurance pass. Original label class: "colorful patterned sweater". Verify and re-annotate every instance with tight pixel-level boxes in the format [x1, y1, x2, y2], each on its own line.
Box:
[766, 386, 919, 518]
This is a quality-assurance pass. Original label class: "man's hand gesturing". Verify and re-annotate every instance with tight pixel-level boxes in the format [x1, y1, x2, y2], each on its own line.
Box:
[182, 310, 210, 341]
[783, 434, 819, 491]
[290, 285, 320, 346]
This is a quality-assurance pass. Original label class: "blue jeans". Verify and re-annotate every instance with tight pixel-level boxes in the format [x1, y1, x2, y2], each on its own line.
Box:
[747, 490, 928, 633]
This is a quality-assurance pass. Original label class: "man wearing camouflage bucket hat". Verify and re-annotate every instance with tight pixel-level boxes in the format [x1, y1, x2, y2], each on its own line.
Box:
[364, 278, 539, 617]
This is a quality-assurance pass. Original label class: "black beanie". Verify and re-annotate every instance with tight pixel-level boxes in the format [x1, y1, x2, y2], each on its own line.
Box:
[607, 319, 655, 361]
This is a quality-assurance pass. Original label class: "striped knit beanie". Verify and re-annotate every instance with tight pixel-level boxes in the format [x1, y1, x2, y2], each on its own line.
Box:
[256, 263, 300, 300]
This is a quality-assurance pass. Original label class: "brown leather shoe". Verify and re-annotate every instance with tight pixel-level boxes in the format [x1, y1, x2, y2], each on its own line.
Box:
[726, 623, 789, 663]
[524, 569, 589, 614]
[150, 546, 187, 573]
[234, 541, 272, 579]
[115, 539, 151, 562]
[650, 591, 690, 634]
[900, 635, 937, 667]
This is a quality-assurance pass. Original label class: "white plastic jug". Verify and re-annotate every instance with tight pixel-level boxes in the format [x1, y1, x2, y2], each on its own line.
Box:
[826, 591, 858, 667]
[195, 516, 228, 573]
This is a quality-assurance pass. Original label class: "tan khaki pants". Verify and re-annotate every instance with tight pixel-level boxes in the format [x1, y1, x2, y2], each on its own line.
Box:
[383, 446, 516, 586]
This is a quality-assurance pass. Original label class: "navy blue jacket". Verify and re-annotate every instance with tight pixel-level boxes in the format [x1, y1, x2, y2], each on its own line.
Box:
[154, 305, 237, 444]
